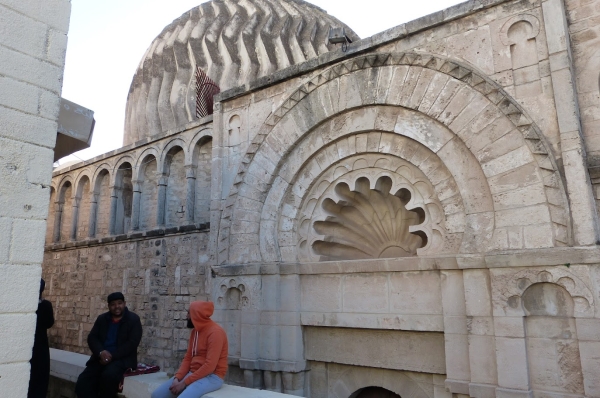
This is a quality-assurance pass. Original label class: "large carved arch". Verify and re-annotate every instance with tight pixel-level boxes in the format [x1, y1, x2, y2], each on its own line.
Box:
[218, 52, 571, 264]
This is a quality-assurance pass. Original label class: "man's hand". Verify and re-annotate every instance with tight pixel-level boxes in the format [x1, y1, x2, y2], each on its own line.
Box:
[169, 379, 186, 395]
[99, 350, 112, 365]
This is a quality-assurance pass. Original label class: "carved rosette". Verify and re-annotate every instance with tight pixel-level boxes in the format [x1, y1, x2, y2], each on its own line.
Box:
[296, 155, 447, 262]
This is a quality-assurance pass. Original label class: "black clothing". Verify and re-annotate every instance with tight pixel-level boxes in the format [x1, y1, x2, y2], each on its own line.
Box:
[76, 307, 142, 398]
[28, 299, 54, 398]
[75, 359, 128, 398]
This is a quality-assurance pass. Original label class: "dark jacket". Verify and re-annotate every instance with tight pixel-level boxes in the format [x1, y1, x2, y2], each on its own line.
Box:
[86, 307, 142, 369]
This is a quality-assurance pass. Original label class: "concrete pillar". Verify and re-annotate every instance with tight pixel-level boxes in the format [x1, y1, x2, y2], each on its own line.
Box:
[185, 165, 197, 224]
[52, 202, 63, 242]
[157, 173, 168, 227]
[88, 193, 99, 238]
[69, 197, 80, 241]
[131, 180, 142, 231]
[108, 186, 119, 235]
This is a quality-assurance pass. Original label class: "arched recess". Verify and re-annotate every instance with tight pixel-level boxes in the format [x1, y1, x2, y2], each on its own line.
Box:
[91, 167, 111, 237]
[74, 173, 92, 240]
[522, 283, 585, 396]
[57, 179, 73, 242]
[325, 365, 430, 398]
[114, 161, 133, 234]
[162, 143, 187, 227]
[218, 52, 570, 264]
[137, 153, 159, 230]
[190, 134, 213, 224]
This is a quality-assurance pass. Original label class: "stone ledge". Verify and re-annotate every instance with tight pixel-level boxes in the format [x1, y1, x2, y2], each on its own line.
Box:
[50, 349, 295, 398]
[212, 247, 600, 275]
[44, 223, 210, 251]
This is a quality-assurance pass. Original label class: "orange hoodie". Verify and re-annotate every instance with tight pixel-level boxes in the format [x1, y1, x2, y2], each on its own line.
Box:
[174, 301, 228, 385]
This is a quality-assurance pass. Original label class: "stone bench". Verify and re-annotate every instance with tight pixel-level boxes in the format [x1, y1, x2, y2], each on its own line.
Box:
[49, 348, 295, 398]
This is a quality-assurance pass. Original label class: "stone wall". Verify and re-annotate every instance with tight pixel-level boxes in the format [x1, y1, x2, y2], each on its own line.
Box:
[42, 230, 210, 375]
[0, 0, 70, 396]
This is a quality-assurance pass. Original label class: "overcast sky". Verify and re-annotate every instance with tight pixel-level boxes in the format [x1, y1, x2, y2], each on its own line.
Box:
[59, 0, 465, 165]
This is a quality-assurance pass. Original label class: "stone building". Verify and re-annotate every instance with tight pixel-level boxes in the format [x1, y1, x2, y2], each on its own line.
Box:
[42, 0, 600, 397]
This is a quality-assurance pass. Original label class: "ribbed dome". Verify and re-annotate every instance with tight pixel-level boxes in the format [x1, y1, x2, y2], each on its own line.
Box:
[124, 0, 359, 145]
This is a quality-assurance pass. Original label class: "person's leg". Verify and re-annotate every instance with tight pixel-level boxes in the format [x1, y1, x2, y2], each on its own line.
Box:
[75, 363, 102, 398]
[98, 360, 128, 398]
[151, 376, 178, 398]
[178, 374, 224, 398]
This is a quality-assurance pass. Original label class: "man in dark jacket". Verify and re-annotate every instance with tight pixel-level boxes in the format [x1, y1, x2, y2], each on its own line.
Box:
[75, 292, 142, 398]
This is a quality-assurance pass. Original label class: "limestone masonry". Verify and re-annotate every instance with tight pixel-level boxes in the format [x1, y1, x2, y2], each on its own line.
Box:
[42, 0, 600, 397]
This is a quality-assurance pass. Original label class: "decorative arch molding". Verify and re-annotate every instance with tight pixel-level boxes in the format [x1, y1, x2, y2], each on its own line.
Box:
[113, 156, 136, 175]
[188, 127, 213, 161]
[326, 365, 431, 398]
[56, 175, 74, 202]
[492, 267, 595, 318]
[91, 164, 112, 192]
[219, 52, 571, 264]
[160, 138, 188, 174]
[73, 171, 93, 197]
[134, 148, 160, 181]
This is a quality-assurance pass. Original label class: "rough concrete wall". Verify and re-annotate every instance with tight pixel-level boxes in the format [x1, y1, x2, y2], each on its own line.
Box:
[42, 232, 210, 374]
[0, 0, 70, 396]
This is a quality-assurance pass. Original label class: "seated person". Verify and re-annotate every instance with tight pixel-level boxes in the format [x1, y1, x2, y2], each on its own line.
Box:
[76, 292, 142, 398]
[152, 301, 228, 398]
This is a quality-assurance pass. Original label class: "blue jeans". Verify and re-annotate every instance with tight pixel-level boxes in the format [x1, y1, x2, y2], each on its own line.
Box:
[151, 373, 224, 398]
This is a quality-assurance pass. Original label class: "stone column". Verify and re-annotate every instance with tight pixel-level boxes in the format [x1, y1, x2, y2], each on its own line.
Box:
[185, 165, 197, 224]
[108, 186, 119, 235]
[131, 180, 142, 231]
[52, 202, 63, 242]
[542, 0, 600, 245]
[156, 173, 168, 227]
[88, 193, 99, 238]
[70, 196, 80, 241]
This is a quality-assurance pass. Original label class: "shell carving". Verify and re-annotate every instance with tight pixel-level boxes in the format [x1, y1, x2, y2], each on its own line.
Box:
[312, 177, 426, 260]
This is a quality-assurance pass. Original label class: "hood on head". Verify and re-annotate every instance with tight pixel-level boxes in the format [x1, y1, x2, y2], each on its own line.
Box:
[189, 301, 214, 330]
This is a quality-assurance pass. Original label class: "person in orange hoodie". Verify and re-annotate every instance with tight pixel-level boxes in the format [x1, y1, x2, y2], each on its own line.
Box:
[152, 301, 228, 397]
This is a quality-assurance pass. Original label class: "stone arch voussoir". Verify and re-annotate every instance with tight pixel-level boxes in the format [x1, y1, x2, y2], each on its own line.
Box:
[219, 52, 571, 264]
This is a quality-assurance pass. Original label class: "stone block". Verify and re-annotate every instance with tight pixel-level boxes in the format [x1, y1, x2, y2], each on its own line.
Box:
[0, 362, 31, 397]
[0, 45, 63, 93]
[575, 318, 600, 341]
[304, 326, 446, 374]
[495, 337, 529, 390]
[10, 218, 47, 264]
[468, 334, 497, 384]
[0, 313, 36, 362]
[300, 275, 342, 312]
[579, 341, 600, 397]
[0, 0, 71, 32]
[46, 28, 68, 66]
[0, 264, 40, 313]
[343, 273, 388, 313]
[0, 5, 48, 59]
[0, 76, 40, 115]
[389, 271, 442, 315]
[463, 269, 492, 316]
[441, 271, 466, 316]
[493, 317, 525, 338]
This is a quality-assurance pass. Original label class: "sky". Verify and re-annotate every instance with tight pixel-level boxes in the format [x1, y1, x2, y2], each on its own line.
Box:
[58, 0, 465, 165]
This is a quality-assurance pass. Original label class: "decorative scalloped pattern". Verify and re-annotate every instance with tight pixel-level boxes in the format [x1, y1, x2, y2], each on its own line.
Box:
[219, 52, 571, 264]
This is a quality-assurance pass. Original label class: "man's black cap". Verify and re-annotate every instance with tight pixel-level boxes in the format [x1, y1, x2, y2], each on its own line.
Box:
[107, 292, 125, 303]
